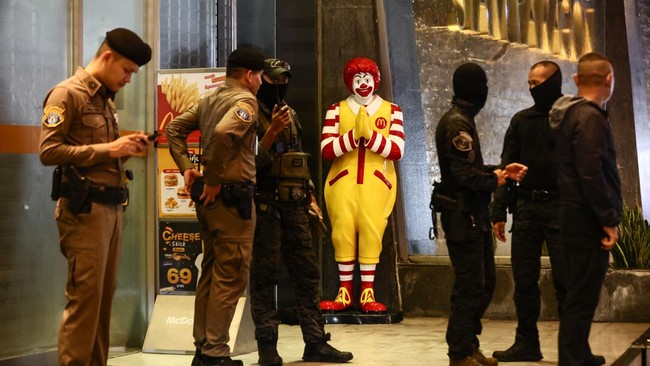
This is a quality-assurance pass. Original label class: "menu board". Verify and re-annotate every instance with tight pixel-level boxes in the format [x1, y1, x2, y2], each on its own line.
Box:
[158, 221, 203, 293]
[157, 147, 200, 218]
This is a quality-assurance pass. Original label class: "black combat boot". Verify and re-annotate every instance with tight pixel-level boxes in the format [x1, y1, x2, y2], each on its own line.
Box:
[587, 354, 606, 365]
[302, 333, 353, 363]
[200, 355, 243, 366]
[191, 348, 202, 366]
[492, 342, 543, 362]
[258, 340, 283, 366]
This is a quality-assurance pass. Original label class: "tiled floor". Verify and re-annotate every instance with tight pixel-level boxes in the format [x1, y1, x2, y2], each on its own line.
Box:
[107, 317, 649, 366]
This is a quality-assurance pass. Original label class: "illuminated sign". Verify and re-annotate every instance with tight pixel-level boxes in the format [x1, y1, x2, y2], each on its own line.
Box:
[449, 0, 595, 60]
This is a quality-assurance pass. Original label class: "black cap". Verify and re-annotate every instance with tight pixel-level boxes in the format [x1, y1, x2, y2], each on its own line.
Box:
[263, 58, 291, 80]
[105, 28, 152, 66]
[227, 48, 265, 71]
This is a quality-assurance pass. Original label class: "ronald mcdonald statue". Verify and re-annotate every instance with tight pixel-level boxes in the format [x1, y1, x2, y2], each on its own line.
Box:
[320, 57, 405, 313]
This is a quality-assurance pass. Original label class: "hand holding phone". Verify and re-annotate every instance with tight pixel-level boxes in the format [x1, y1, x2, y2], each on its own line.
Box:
[147, 132, 161, 141]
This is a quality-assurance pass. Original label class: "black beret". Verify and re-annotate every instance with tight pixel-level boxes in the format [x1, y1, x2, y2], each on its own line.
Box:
[105, 28, 152, 67]
[264, 58, 292, 80]
[227, 48, 265, 71]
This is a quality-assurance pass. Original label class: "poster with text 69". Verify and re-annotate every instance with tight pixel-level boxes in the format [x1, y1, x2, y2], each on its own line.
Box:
[158, 221, 203, 294]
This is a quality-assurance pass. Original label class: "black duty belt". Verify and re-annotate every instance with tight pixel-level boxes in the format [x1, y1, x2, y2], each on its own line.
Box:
[517, 188, 558, 202]
[61, 183, 129, 205]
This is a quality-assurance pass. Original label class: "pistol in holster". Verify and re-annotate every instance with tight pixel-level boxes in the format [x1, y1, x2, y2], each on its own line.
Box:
[429, 181, 465, 238]
[51, 166, 63, 200]
[63, 166, 91, 214]
[222, 183, 255, 220]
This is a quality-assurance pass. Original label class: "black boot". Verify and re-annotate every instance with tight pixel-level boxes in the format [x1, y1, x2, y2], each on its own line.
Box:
[191, 348, 202, 366]
[587, 354, 606, 365]
[200, 355, 243, 366]
[303, 333, 353, 363]
[258, 340, 283, 366]
[492, 342, 543, 362]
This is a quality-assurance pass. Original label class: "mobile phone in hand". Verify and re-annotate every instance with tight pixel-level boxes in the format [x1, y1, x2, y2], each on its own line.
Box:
[147, 132, 161, 141]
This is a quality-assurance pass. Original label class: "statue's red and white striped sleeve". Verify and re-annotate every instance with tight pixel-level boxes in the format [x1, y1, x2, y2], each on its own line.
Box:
[321, 102, 358, 160]
[364, 103, 404, 160]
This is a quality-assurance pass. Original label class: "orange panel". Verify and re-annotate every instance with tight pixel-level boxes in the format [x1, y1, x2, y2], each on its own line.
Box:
[0, 126, 147, 156]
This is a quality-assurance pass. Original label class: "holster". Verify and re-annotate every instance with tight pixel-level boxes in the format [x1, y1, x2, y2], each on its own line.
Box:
[430, 181, 464, 212]
[190, 176, 205, 203]
[51, 166, 62, 201]
[63, 166, 91, 214]
[222, 183, 255, 220]
[429, 181, 465, 238]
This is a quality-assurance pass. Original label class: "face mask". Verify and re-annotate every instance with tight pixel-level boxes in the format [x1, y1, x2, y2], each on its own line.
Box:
[257, 79, 289, 108]
[530, 69, 562, 112]
[473, 84, 488, 109]
[453, 63, 489, 109]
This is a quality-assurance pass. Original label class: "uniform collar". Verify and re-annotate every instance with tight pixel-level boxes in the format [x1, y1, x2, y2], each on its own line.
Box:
[451, 97, 481, 117]
[345, 94, 384, 116]
[225, 78, 254, 95]
[74, 67, 117, 100]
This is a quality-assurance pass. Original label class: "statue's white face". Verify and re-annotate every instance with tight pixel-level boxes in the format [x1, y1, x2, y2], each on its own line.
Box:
[352, 72, 375, 99]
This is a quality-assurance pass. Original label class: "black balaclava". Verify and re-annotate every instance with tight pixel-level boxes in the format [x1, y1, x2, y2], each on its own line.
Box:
[453, 62, 489, 109]
[530, 66, 563, 113]
[257, 79, 288, 109]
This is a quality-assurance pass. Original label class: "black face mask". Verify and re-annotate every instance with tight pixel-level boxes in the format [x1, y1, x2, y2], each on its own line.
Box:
[257, 79, 289, 108]
[530, 69, 562, 112]
[453, 63, 489, 109]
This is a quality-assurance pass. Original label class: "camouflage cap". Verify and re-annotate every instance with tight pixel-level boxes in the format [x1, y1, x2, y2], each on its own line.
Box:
[264, 58, 292, 80]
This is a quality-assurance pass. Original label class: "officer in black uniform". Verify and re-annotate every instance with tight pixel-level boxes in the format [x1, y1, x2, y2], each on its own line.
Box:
[490, 61, 568, 362]
[550, 52, 620, 366]
[433, 62, 526, 366]
[250, 58, 353, 366]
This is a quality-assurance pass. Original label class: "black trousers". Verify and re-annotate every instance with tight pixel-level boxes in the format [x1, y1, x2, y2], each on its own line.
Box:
[249, 200, 325, 343]
[558, 205, 609, 366]
[510, 198, 568, 347]
[445, 231, 496, 360]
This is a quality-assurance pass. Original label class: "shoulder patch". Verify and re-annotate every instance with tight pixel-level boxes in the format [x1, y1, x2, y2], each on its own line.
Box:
[452, 131, 473, 152]
[42, 105, 65, 127]
[234, 102, 255, 123]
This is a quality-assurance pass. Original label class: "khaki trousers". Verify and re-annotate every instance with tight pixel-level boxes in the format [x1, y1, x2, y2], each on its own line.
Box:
[194, 198, 255, 357]
[55, 199, 122, 366]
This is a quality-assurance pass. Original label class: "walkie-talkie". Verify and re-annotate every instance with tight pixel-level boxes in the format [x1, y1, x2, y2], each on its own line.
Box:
[275, 83, 286, 108]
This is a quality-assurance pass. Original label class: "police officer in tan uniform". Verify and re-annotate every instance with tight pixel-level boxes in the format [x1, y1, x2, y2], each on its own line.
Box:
[166, 48, 287, 366]
[39, 28, 151, 366]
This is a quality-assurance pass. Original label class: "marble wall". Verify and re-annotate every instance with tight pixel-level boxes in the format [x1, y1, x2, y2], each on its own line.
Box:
[410, 0, 586, 254]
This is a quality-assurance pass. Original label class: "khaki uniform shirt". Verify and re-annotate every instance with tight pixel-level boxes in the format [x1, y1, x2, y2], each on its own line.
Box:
[39, 67, 124, 187]
[166, 78, 259, 185]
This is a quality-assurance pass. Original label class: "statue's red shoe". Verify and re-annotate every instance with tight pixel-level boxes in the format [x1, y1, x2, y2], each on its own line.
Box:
[360, 288, 386, 313]
[319, 287, 352, 311]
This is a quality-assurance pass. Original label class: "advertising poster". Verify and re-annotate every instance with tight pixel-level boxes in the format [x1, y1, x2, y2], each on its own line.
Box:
[158, 221, 203, 293]
[156, 68, 226, 145]
[157, 147, 200, 218]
